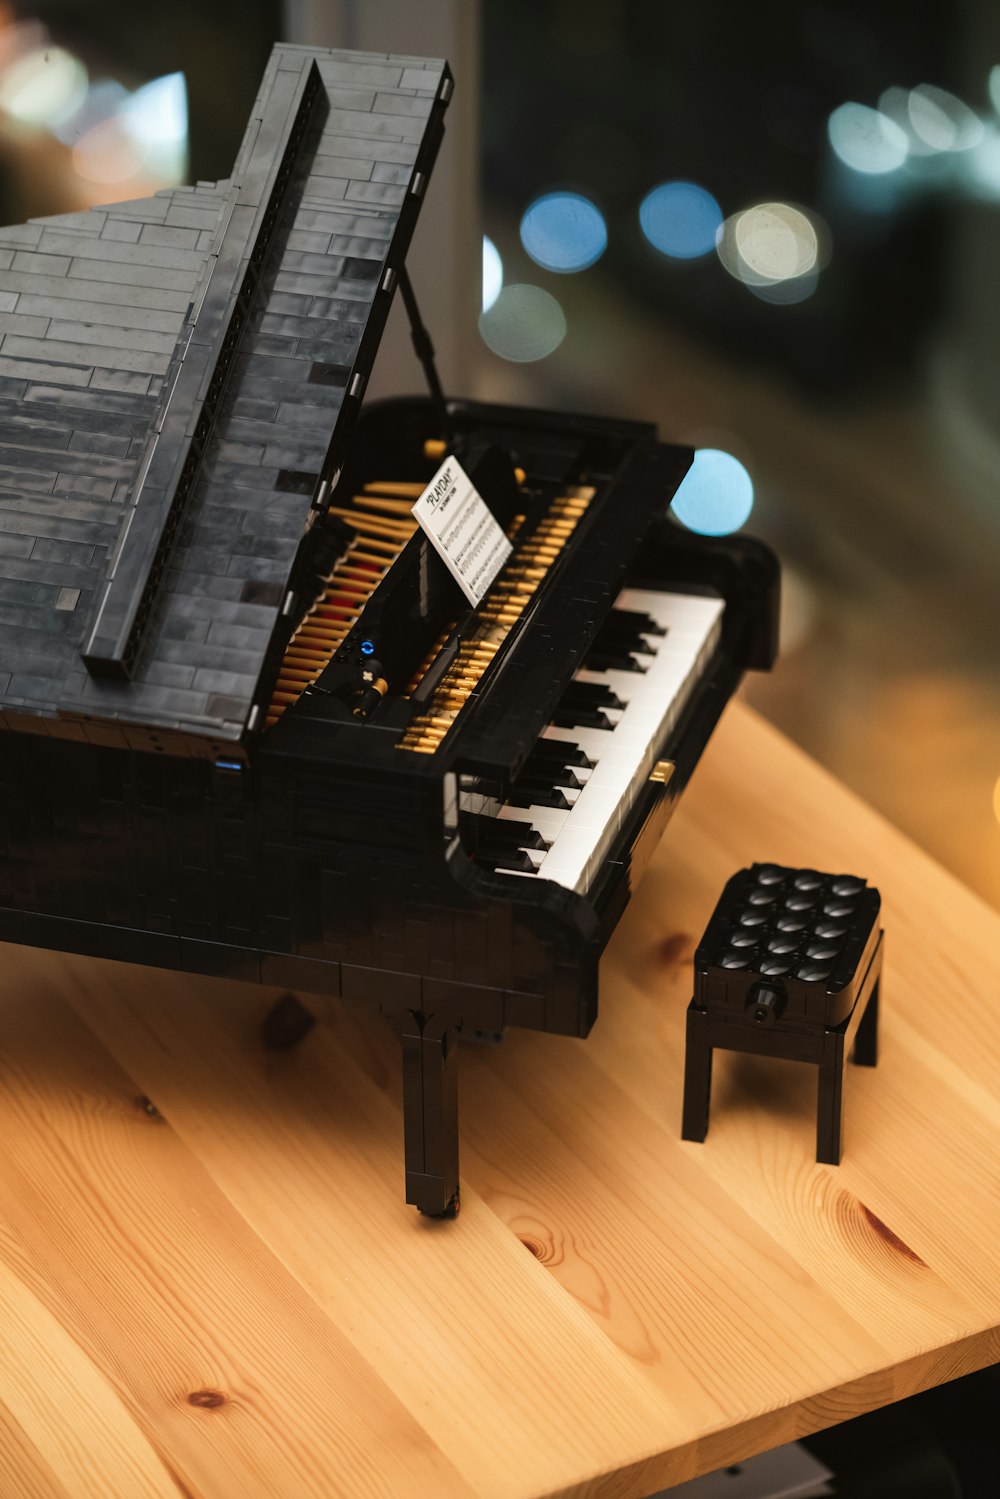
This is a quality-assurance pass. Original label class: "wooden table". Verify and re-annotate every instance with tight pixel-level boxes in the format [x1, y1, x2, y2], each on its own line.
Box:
[1, 702, 998, 1499]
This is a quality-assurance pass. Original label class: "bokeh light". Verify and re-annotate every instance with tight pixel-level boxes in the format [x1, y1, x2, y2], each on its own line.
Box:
[52, 79, 127, 146]
[908, 84, 982, 153]
[519, 191, 607, 272]
[670, 449, 754, 535]
[990, 66, 1000, 116]
[72, 118, 146, 185]
[745, 269, 820, 306]
[717, 202, 827, 303]
[828, 102, 909, 174]
[963, 124, 1000, 198]
[639, 180, 722, 260]
[124, 72, 188, 179]
[0, 45, 87, 128]
[478, 284, 567, 362]
[482, 234, 503, 311]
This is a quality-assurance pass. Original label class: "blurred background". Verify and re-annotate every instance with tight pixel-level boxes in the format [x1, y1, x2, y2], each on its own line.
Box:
[0, 0, 996, 909]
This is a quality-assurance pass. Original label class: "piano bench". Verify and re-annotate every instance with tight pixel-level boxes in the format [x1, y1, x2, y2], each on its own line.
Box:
[681, 863, 883, 1163]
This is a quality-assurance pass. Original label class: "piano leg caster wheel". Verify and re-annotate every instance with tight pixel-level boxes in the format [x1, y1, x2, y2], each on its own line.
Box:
[421, 1187, 460, 1220]
[260, 992, 316, 1052]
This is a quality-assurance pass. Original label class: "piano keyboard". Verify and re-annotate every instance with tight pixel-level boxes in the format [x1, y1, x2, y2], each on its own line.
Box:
[469, 588, 724, 894]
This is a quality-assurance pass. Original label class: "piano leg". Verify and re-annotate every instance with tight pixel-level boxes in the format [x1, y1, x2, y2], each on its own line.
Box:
[681, 1005, 713, 1143]
[392, 1011, 462, 1218]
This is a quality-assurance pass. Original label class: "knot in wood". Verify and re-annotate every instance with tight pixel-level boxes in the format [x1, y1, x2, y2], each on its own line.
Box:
[187, 1389, 227, 1409]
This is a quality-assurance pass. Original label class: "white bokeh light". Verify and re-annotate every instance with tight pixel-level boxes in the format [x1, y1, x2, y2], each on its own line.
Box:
[478, 284, 566, 362]
[0, 46, 87, 128]
[717, 202, 828, 302]
[908, 84, 983, 153]
[828, 102, 909, 174]
[482, 235, 503, 312]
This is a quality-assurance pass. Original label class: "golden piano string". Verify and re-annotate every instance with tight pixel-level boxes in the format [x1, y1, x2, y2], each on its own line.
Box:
[264, 459, 595, 742]
[397, 484, 595, 755]
[264, 482, 423, 728]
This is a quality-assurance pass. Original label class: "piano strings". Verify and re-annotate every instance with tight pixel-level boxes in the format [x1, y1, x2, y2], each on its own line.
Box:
[398, 486, 595, 755]
[265, 485, 421, 726]
[265, 470, 594, 742]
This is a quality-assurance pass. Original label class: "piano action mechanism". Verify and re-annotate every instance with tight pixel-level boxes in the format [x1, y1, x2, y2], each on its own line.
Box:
[0, 44, 779, 1216]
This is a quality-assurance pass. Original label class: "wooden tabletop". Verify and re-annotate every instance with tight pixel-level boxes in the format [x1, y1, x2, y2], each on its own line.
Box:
[2, 701, 999, 1499]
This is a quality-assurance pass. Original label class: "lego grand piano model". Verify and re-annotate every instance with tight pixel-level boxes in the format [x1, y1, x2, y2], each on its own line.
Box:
[0, 43, 778, 1216]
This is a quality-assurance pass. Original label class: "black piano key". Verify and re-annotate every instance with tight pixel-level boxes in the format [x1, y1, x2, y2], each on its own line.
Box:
[487, 847, 538, 874]
[506, 784, 573, 810]
[607, 607, 666, 637]
[532, 737, 594, 769]
[551, 679, 623, 732]
[511, 776, 580, 809]
[551, 704, 615, 731]
[468, 814, 547, 850]
[584, 607, 666, 671]
[564, 681, 624, 709]
[584, 648, 646, 673]
[519, 755, 584, 791]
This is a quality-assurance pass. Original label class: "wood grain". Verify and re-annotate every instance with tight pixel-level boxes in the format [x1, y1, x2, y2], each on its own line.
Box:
[1, 702, 998, 1498]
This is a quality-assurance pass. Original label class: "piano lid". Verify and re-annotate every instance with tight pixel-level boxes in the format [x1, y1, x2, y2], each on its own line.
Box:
[0, 44, 451, 749]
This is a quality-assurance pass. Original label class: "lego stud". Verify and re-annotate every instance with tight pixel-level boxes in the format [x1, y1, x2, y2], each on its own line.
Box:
[746, 982, 785, 1027]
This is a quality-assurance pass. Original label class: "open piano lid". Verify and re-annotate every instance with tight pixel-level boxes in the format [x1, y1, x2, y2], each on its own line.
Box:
[0, 44, 451, 753]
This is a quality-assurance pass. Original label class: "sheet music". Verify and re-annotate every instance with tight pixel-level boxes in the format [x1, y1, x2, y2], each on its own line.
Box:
[412, 457, 512, 605]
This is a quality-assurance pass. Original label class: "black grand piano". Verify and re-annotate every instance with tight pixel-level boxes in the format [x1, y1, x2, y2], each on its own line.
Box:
[0, 43, 778, 1216]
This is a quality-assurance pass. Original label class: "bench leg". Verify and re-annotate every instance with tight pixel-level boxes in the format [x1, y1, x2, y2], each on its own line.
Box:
[817, 1029, 846, 1164]
[682, 1005, 713, 1143]
[853, 980, 879, 1068]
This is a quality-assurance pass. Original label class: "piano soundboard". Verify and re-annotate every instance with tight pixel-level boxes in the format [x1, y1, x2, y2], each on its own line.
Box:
[0, 44, 779, 1216]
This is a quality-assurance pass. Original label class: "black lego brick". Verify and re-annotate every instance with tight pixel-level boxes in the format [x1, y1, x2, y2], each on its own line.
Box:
[259, 951, 341, 996]
[0, 905, 23, 942]
[22, 912, 102, 957]
[98, 924, 182, 969]
[180, 938, 261, 982]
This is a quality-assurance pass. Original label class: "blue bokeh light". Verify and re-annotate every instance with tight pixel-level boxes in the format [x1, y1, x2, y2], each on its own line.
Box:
[670, 449, 754, 535]
[639, 181, 723, 260]
[519, 192, 607, 273]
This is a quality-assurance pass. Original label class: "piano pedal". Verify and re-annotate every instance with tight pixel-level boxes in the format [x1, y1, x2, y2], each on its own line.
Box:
[260, 992, 317, 1052]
